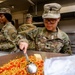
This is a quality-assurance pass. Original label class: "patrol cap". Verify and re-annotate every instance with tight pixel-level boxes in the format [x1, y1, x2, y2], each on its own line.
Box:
[42, 3, 61, 19]
[0, 8, 11, 14]
[26, 13, 32, 18]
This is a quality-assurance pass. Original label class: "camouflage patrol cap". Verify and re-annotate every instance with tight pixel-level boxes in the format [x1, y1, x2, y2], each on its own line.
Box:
[42, 3, 61, 18]
[26, 13, 32, 18]
[0, 8, 11, 14]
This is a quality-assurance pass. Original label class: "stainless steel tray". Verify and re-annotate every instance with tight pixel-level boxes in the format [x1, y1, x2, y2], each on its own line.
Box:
[0, 50, 69, 66]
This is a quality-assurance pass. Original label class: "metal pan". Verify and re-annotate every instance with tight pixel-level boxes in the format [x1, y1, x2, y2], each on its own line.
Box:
[0, 50, 69, 66]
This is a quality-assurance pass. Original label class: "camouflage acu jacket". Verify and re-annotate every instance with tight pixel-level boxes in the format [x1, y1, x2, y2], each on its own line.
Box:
[25, 27, 72, 54]
[18, 23, 36, 36]
[0, 22, 28, 52]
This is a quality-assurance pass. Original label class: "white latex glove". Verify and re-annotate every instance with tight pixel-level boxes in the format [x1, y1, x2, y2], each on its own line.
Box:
[19, 42, 28, 53]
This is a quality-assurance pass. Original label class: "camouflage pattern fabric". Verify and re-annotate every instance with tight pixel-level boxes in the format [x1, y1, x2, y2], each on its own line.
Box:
[42, 3, 61, 18]
[25, 27, 72, 55]
[0, 22, 28, 52]
[18, 23, 36, 36]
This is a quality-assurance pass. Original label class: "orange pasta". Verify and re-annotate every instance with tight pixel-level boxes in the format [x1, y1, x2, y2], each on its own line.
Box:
[0, 55, 44, 75]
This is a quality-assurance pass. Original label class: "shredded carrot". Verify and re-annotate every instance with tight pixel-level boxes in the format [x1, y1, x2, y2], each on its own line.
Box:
[0, 55, 44, 75]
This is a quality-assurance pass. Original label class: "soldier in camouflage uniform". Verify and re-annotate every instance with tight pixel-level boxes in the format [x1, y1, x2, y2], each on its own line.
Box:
[23, 3, 72, 54]
[0, 8, 28, 53]
[18, 13, 36, 36]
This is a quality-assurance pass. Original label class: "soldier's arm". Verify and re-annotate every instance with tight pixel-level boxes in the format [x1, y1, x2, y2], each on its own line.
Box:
[4, 26, 17, 41]
[20, 28, 39, 41]
[5, 25, 28, 45]
[18, 24, 36, 36]
[18, 25, 23, 33]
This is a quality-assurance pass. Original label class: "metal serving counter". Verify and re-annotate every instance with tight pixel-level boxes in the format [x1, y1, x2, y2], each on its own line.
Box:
[0, 51, 9, 56]
[0, 50, 69, 66]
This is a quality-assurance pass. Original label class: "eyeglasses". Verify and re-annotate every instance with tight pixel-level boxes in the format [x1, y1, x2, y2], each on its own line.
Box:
[44, 18, 58, 24]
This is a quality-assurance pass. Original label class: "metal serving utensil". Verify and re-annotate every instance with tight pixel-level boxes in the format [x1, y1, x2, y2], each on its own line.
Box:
[23, 52, 37, 74]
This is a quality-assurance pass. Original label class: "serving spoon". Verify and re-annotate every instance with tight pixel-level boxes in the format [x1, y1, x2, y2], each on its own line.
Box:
[23, 52, 37, 74]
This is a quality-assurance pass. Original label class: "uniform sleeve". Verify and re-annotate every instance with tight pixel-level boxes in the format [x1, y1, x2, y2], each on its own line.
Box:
[4, 26, 17, 42]
[18, 25, 23, 32]
[5, 25, 28, 45]
[23, 28, 39, 41]
[15, 34, 28, 45]
[60, 32, 72, 55]
[18, 24, 36, 35]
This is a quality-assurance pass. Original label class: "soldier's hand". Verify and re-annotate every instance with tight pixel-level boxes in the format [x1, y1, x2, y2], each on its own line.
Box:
[19, 42, 28, 53]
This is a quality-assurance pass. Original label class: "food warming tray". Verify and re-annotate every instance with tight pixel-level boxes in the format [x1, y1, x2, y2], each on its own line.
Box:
[0, 50, 69, 66]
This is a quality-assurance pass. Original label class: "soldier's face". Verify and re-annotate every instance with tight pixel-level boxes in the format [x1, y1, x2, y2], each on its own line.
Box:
[44, 18, 60, 31]
[0, 14, 7, 24]
[26, 18, 32, 24]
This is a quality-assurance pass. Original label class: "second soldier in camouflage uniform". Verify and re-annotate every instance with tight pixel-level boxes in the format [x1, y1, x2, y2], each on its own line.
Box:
[18, 13, 36, 36]
[24, 3, 72, 54]
[0, 8, 28, 52]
